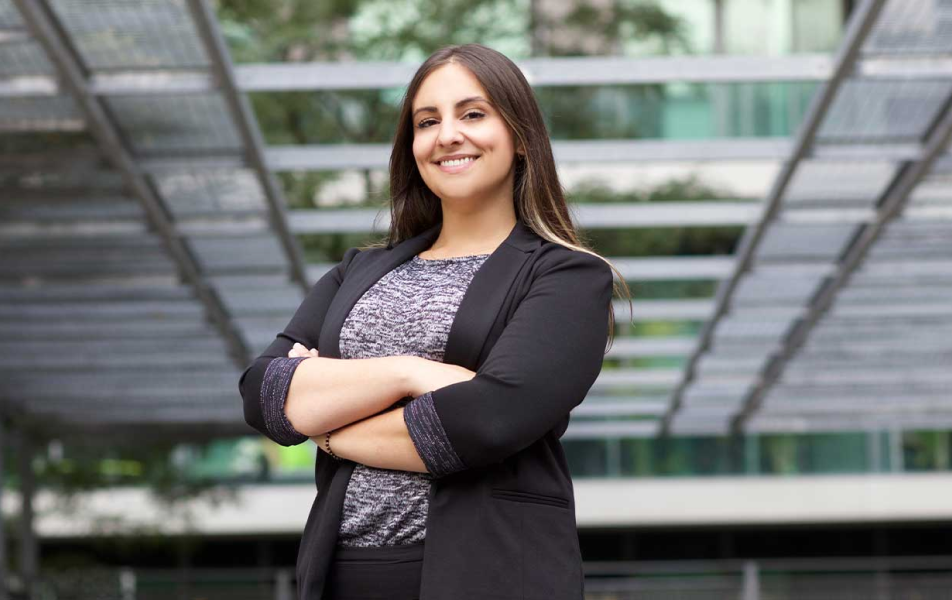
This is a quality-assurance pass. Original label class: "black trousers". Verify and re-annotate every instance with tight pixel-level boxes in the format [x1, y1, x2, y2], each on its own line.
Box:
[322, 542, 425, 600]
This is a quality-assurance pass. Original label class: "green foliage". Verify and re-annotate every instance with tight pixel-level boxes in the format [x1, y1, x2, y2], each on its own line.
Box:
[903, 430, 952, 471]
[6, 436, 239, 535]
[555, 0, 692, 56]
[347, 0, 530, 61]
[215, 0, 689, 61]
[215, 0, 362, 62]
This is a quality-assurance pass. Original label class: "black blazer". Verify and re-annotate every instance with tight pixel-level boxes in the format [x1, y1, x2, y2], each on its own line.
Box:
[239, 217, 613, 600]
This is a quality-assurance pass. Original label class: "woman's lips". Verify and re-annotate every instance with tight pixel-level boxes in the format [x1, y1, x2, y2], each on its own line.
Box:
[436, 156, 479, 173]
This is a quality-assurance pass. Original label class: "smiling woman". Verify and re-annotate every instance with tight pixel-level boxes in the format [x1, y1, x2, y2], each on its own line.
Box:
[239, 42, 631, 600]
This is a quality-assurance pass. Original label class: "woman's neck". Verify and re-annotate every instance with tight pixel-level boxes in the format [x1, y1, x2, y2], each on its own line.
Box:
[424, 210, 517, 258]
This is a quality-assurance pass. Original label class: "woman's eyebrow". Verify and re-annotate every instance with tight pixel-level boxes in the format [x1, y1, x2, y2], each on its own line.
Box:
[412, 96, 488, 119]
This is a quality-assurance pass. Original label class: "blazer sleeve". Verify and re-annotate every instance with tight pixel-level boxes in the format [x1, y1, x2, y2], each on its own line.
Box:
[404, 249, 613, 476]
[238, 246, 362, 446]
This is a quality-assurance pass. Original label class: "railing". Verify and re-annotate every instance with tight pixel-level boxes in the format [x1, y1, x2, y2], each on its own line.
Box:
[18, 556, 952, 600]
[25, 567, 293, 600]
[584, 556, 952, 600]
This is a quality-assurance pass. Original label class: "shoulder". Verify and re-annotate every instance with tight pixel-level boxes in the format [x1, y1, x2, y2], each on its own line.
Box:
[532, 242, 613, 283]
[340, 245, 384, 275]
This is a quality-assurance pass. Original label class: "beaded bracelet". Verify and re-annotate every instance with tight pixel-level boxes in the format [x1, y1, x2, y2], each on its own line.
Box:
[324, 430, 342, 460]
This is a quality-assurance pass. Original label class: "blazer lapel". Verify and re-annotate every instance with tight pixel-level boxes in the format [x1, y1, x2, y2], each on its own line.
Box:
[320, 221, 442, 359]
[443, 219, 542, 371]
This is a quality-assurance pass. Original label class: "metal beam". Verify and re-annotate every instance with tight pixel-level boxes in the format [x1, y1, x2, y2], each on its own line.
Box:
[732, 89, 952, 432]
[604, 336, 697, 358]
[265, 139, 795, 171]
[758, 397, 952, 414]
[235, 54, 832, 90]
[284, 205, 891, 236]
[573, 401, 669, 417]
[185, 0, 309, 292]
[7, 55, 952, 98]
[12, 0, 250, 369]
[563, 421, 659, 439]
[23, 406, 242, 422]
[0, 55, 833, 97]
[16, 394, 238, 410]
[612, 299, 714, 321]
[287, 203, 761, 234]
[658, 0, 889, 435]
[748, 413, 952, 434]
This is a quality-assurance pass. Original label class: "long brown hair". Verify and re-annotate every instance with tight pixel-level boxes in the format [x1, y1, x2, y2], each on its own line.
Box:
[362, 43, 632, 350]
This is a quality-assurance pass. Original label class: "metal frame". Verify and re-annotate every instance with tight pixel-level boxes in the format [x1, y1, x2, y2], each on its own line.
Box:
[658, 0, 890, 435]
[11, 0, 250, 370]
[184, 0, 309, 291]
[734, 94, 952, 430]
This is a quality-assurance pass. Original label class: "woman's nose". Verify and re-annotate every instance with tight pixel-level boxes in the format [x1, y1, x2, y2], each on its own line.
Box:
[437, 120, 463, 145]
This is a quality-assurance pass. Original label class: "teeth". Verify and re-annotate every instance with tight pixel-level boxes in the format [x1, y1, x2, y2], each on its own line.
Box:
[440, 157, 475, 167]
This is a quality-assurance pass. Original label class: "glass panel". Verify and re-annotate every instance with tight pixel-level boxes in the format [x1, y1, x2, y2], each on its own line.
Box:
[759, 433, 869, 475]
[105, 94, 242, 154]
[563, 439, 609, 477]
[725, 0, 845, 55]
[48, 0, 209, 71]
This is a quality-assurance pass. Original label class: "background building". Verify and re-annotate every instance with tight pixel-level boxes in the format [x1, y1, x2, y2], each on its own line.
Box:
[1, 0, 951, 598]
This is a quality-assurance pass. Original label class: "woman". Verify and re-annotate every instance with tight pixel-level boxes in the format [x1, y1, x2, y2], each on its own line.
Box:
[239, 43, 631, 600]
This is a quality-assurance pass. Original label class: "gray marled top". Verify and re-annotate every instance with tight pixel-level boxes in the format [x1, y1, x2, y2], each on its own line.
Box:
[335, 252, 490, 548]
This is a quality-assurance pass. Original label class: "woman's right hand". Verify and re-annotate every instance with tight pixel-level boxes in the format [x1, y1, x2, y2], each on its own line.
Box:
[289, 342, 319, 359]
[404, 356, 476, 398]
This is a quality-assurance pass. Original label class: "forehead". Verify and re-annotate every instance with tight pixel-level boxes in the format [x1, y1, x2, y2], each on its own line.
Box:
[412, 63, 488, 108]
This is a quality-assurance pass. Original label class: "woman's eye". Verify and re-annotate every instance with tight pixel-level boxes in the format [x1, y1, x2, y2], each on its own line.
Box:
[416, 111, 485, 129]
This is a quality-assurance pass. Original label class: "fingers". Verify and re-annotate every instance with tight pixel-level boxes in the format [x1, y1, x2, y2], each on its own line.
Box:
[288, 342, 320, 358]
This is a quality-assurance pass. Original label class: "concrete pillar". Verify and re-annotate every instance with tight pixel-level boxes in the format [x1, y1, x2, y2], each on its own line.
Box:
[741, 560, 760, 600]
[119, 567, 137, 600]
[275, 569, 293, 600]
[888, 428, 904, 472]
[713, 0, 725, 53]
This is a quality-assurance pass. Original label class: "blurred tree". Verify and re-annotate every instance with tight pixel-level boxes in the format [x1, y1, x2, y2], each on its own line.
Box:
[3, 431, 239, 539]
[213, 0, 691, 216]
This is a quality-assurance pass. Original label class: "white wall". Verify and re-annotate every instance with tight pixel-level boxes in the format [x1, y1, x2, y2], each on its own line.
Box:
[5, 473, 952, 538]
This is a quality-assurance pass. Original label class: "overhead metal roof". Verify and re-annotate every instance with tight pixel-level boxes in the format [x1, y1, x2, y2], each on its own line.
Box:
[0, 0, 948, 440]
[660, 0, 952, 437]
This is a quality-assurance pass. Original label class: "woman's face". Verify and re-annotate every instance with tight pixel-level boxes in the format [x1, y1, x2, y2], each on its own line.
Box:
[411, 62, 520, 206]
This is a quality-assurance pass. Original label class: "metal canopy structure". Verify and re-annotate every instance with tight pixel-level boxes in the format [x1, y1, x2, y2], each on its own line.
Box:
[1, 0, 306, 438]
[659, 0, 952, 438]
[0, 0, 949, 440]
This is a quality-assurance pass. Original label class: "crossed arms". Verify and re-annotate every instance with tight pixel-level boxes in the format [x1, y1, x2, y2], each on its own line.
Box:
[238, 246, 613, 479]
